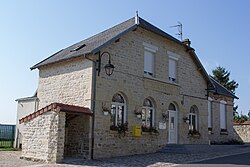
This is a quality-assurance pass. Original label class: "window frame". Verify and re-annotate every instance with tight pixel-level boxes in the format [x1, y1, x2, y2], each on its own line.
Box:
[144, 50, 155, 77]
[220, 100, 227, 130]
[141, 106, 155, 128]
[143, 42, 158, 77]
[141, 98, 155, 130]
[110, 94, 127, 127]
[189, 106, 198, 131]
[167, 51, 180, 83]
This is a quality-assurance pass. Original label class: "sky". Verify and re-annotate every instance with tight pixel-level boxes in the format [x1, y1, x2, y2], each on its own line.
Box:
[0, 0, 249, 124]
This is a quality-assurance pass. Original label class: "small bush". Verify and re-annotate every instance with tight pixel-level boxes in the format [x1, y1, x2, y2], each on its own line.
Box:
[211, 139, 244, 145]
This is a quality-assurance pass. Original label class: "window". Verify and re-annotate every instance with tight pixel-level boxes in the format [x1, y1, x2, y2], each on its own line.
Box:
[168, 51, 180, 83]
[168, 103, 176, 111]
[169, 58, 177, 82]
[143, 42, 158, 77]
[142, 98, 155, 129]
[144, 50, 154, 76]
[189, 106, 198, 131]
[220, 100, 227, 130]
[111, 94, 126, 127]
[208, 97, 213, 129]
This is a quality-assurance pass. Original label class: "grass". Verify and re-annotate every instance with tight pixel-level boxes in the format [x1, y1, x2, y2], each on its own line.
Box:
[0, 141, 12, 147]
[0, 140, 14, 150]
[0, 147, 19, 151]
[0, 140, 18, 151]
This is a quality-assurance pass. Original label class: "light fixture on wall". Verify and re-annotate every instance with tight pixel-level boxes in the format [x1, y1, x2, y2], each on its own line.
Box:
[162, 111, 168, 120]
[183, 117, 190, 124]
[97, 51, 115, 76]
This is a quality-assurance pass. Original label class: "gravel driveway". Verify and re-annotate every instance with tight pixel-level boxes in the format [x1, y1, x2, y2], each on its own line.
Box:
[0, 151, 39, 167]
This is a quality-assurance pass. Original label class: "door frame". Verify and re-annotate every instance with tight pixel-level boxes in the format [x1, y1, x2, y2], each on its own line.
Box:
[168, 110, 178, 144]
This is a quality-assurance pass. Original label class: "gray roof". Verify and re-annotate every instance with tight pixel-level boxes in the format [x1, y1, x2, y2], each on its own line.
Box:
[31, 18, 137, 70]
[30, 17, 191, 70]
[30, 16, 238, 99]
[16, 90, 38, 101]
[209, 77, 238, 99]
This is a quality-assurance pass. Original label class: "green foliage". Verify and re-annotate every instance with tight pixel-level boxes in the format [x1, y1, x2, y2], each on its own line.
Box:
[211, 139, 244, 145]
[212, 66, 239, 94]
[212, 66, 240, 122]
[234, 115, 248, 123]
[0, 148, 19, 151]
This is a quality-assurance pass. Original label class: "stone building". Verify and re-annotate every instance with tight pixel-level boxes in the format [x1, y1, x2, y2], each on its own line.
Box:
[18, 16, 238, 162]
[14, 92, 38, 149]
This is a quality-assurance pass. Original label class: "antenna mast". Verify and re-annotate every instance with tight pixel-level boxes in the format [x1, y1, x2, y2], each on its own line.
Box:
[170, 22, 183, 41]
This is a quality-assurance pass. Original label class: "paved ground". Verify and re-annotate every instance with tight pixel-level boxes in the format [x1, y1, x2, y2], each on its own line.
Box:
[0, 144, 250, 167]
[177, 152, 250, 167]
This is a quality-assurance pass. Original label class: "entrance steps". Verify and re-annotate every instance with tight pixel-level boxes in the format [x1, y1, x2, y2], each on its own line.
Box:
[159, 144, 248, 154]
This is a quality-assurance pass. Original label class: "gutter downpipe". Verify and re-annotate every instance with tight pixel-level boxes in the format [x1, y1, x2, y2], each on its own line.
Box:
[84, 53, 97, 160]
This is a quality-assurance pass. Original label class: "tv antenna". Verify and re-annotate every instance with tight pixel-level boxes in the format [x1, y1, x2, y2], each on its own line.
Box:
[170, 21, 183, 41]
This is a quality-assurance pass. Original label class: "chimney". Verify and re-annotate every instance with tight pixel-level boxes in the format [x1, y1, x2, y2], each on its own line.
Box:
[182, 38, 191, 46]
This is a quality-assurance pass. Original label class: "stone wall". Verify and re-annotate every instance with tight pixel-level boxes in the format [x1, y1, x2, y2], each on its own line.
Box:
[21, 111, 65, 162]
[37, 57, 93, 109]
[208, 94, 235, 143]
[234, 123, 250, 142]
[64, 113, 90, 159]
[93, 27, 209, 159]
[15, 98, 38, 148]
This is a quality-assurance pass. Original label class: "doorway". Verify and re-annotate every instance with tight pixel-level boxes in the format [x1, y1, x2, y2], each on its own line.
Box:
[168, 103, 178, 144]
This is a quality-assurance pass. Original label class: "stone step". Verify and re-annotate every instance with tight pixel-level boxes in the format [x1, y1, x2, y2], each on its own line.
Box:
[159, 144, 247, 154]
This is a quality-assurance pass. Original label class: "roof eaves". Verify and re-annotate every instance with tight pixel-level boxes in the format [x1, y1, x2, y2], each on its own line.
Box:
[138, 18, 192, 50]
[210, 77, 239, 99]
[19, 103, 92, 124]
[15, 96, 38, 102]
[31, 52, 92, 70]
[30, 49, 64, 70]
[188, 49, 212, 84]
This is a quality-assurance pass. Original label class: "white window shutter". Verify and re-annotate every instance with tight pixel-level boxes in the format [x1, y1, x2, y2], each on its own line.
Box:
[169, 59, 176, 80]
[208, 101, 212, 128]
[144, 50, 154, 75]
[220, 102, 226, 129]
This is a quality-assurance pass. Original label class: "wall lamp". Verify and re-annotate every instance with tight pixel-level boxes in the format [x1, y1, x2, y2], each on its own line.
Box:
[183, 117, 190, 124]
[97, 51, 115, 76]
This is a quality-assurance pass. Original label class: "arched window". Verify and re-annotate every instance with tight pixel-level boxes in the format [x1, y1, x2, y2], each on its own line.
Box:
[142, 98, 155, 129]
[168, 103, 176, 111]
[111, 93, 126, 127]
[189, 106, 198, 131]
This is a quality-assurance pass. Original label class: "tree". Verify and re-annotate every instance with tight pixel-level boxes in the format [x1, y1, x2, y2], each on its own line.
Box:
[211, 66, 239, 121]
[212, 66, 239, 94]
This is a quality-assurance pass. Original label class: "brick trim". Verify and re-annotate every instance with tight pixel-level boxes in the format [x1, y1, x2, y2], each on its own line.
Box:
[234, 120, 250, 125]
[19, 103, 92, 124]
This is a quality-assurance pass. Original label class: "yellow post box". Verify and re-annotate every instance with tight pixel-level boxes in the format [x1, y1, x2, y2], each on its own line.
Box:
[132, 126, 142, 137]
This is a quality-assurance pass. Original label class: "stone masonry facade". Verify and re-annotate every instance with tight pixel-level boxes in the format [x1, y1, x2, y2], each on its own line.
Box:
[208, 93, 235, 143]
[21, 111, 65, 162]
[64, 113, 90, 159]
[20, 18, 236, 162]
[38, 57, 93, 109]
[93, 27, 209, 158]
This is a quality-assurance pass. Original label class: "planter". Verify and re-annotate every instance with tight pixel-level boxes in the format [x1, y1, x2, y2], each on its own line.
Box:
[188, 130, 201, 138]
